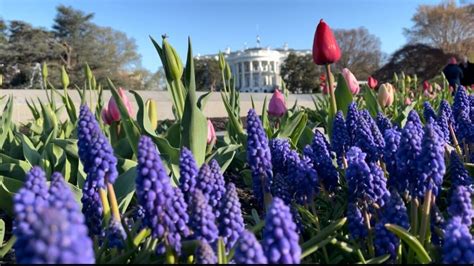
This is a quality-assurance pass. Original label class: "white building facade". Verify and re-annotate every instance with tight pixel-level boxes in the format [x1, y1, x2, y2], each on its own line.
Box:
[196, 45, 311, 93]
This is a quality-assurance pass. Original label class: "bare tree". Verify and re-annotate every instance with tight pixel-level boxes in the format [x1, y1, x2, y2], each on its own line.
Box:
[404, 0, 474, 57]
[333, 27, 383, 79]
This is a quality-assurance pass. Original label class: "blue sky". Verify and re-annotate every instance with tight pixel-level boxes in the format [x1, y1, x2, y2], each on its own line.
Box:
[1, 0, 446, 72]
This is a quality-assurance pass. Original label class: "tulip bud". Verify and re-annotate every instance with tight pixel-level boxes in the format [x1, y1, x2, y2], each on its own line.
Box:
[423, 81, 431, 92]
[101, 107, 113, 125]
[145, 98, 158, 130]
[207, 120, 216, 145]
[61, 66, 69, 89]
[163, 39, 183, 81]
[224, 63, 232, 81]
[405, 75, 411, 88]
[108, 87, 133, 122]
[218, 52, 226, 72]
[312, 19, 341, 65]
[42, 62, 48, 81]
[367, 76, 378, 89]
[342, 68, 360, 95]
[0, 74, 3, 86]
[393, 73, 399, 84]
[321, 72, 335, 95]
[92, 76, 97, 90]
[268, 89, 287, 117]
[85, 63, 92, 81]
[404, 97, 412, 105]
[378, 83, 395, 107]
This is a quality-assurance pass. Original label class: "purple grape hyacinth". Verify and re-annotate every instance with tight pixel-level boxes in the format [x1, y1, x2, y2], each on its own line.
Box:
[209, 160, 227, 218]
[78, 105, 118, 237]
[217, 183, 244, 250]
[135, 135, 189, 254]
[374, 192, 409, 260]
[13, 166, 49, 238]
[376, 112, 392, 135]
[107, 218, 126, 249]
[195, 240, 217, 264]
[346, 147, 376, 204]
[383, 129, 401, 191]
[361, 110, 385, 156]
[346, 102, 360, 145]
[448, 186, 474, 226]
[246, 108, 273, 206]
[423, 101, 437, 122]
[77, 105, 118, 186]
[189, 189, 219, 244]
[310, 130, 339, 191]
[262, 197, 301, 264]
[407, 110, 424, 135]
[369, 162, 390, 207]
[15, 207, 95, 264]
[179, 147, 199, 205]
[269, 138, 292, 176]
[437, 100, 453, 143]
[331, 111, 350, 166]
[416, 122, 446, 199]
[395, 121, 422, 196]
[347, 203, 368, 240]
[233, 230, 268, 264]
[354, 113, 380, 163]
[448, 151, 473, 191]
[442, 217, 474, 264]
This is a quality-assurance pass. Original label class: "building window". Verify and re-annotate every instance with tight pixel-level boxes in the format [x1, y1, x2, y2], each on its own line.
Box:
[245, 74, 250, 87]
[244, 62, 250, 72]
[254, 75, 260, 87]
[252, 61, 259, 71]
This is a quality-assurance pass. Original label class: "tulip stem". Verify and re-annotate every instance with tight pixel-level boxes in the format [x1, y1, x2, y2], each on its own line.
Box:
[107, 182, 121, 221]
[448, 123, 463, 157]
[325, 64, 337, 116]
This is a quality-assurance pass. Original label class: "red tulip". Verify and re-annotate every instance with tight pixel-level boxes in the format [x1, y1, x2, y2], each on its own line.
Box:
[207, 120, 216, 144]
[108, 87, 133, 122]
[268, 89, 287, 117]
[312, 19, 341, 65]
[423, 80, 431, 92]
[367, 76, 378, 89]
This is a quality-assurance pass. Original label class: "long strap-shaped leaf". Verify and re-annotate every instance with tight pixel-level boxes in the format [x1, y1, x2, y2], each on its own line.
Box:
[385, 223, 431, 264]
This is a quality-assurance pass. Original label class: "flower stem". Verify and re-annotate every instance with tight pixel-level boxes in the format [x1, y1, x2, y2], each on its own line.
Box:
[449, 123, 463, 157]
[325, 64, 337, 116]
[363, 209, 375, 258]
[99, 188, 111, 223]
[107, 182, 121, 221]
[418, 189, 432, 247]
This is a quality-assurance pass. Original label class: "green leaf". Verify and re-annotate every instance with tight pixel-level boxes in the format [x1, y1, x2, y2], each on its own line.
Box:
[358, 254, 391, 264]
[385, 223, 431, 264]
[277, 111, 307, 146]
[0, 219, 4, 245]
[0, 175, 24, 215]
[362, 86, 381, 117]
[301, 217, 347, 257]
[334, 73, 353, 116]
[197, 91, 212, 110]
[205, 144, 240, 173]
[17, 133, 41, 166]
[464, 163, 474, 177]
[114, 164, 137, 212]
[180, 39, 208, 166]
[0, 96, 13, 149]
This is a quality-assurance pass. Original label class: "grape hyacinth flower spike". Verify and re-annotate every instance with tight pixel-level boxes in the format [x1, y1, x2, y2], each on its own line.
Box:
[310, 130, 339, 191]
[262, 197, 301, 264]
[442, 217, 474, 264]
[217, 183, 244, 250]
[78, 105, 120, 236]
[178, 147, 199, 205]
[448, 151, 473, 191]
[447, 186, 474, 226]
[246, 108, 273, 207]
[189, 189, 219, 244]
[331, 111, 349, 167]
[233, 230, 268, 264]
[135, 135, 189, 254]
[195, 241, 217, 264]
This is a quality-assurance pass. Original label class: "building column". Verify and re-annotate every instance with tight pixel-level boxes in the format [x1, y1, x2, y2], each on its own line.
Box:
[249, 61, 254, 90]
[274, 61, 279, 87]
[240, 62, 244, 89]
[258, 61, 263, 87]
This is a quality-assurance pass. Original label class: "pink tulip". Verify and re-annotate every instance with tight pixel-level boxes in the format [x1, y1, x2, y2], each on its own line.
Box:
[423, 81, 431, 92]
[342, 68, 360, 94]
[108, 87, 133, 122]
[377, 83, 395, 107]
[101, 107, 113, 125]
[207, 120, 216, 144]
[268, 89, 287, 117]
[404, 97, 412, 105]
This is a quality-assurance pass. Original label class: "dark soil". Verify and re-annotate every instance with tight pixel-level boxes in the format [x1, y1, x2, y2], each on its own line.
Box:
[208, 117, 248, 132]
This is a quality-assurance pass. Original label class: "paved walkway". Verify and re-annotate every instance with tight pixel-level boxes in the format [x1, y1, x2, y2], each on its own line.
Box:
[2, 89, 319, 122]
